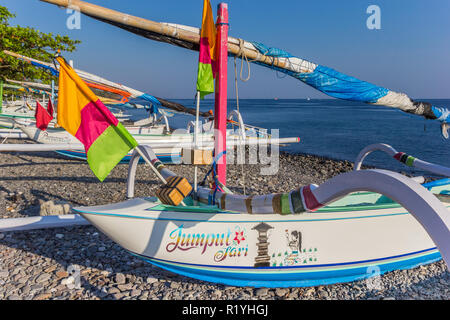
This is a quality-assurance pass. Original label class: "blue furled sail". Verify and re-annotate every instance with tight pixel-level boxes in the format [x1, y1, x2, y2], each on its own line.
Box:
[244, 43, 436, 136]
[247, 41, 449, 138]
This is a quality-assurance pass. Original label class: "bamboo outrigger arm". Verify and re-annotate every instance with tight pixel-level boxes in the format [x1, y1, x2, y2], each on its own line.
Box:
[40, 0, 450, 138]
[355, 143, 450, 177]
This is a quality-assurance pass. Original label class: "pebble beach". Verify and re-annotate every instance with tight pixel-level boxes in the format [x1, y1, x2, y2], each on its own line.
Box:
[0, 139, 449, 300]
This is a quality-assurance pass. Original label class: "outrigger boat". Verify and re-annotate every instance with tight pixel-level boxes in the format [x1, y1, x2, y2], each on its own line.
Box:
[2, 52, 299, 162]
[41, 0, 449, 288]
[73, 143, 450, 287]
[1, 51, 301, 164]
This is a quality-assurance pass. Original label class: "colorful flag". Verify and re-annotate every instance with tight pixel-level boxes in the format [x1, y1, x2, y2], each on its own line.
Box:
[35, 100, 53, 131]
[56, 56, 138, 181]
[196, 0, 216, 98]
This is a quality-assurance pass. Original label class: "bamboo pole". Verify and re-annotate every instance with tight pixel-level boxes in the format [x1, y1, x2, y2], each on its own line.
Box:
[0, 215, 90, 232]
[39, 0, 290, 70]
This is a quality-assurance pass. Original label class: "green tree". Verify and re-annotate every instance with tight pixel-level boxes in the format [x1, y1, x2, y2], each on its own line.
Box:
[0, 5, 80, 83]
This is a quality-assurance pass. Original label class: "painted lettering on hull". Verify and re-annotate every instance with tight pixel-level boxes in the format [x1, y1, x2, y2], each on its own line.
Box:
[165, 225, 248, 263]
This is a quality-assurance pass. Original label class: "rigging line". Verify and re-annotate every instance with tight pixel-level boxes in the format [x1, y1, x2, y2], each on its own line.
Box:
[275, 56, 291, 79]
[233, 55, 246, 195]
[233, 57, 240, 113]
[237, 38, 251, 82]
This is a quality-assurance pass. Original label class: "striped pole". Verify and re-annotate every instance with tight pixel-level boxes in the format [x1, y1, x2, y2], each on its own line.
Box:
[214, 3, 229, 186]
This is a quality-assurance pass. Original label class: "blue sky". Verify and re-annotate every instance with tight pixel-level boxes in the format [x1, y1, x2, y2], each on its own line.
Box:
[3, 0, 450, 99]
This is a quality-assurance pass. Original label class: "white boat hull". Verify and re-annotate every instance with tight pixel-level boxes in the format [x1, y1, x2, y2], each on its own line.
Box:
[74, 189, 449, 287]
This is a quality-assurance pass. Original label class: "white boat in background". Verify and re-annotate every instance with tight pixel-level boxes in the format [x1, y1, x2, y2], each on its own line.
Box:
[14, 109, 300, 164]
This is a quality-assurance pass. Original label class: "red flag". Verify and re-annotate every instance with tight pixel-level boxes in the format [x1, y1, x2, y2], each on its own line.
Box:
[47, 98, 54, 117]
[35, 100, 53, 131]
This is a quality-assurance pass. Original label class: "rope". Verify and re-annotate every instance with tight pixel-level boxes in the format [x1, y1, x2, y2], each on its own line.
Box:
[199, 150, 229, 205]
[435, 107, 450, 122]
[200, 150, 226, 187]
[236, 38, 251, 82]
[233, 56, 246, 195]
[233, 57, 240, 113]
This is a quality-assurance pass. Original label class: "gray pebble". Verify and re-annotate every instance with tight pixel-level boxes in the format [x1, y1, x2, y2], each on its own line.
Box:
[115, 273, 126, 285]
[117, 283, 133, 291]
[146, 276, 158, 284]
[255, 288, 269, 296]
[131, 289, 142, 297]
[35, 273, 51, 284]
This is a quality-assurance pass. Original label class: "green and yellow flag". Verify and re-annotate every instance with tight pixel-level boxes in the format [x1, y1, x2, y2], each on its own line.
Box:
[196, 0, 217, 98]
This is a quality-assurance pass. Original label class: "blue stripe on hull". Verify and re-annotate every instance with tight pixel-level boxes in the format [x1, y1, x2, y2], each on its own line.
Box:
[54, 150, 181, 164]
[130, 250, 441, 288]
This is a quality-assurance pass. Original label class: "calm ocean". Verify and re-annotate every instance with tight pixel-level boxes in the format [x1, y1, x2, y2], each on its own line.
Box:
[128, 98, 450, 175]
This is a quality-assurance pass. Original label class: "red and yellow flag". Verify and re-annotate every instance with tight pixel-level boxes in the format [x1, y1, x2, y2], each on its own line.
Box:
[196, 0, 216, 98]
[56, 56, 138, 181]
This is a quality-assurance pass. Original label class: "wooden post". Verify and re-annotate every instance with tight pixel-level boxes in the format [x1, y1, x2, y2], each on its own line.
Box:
[214, 3, 229, 186]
